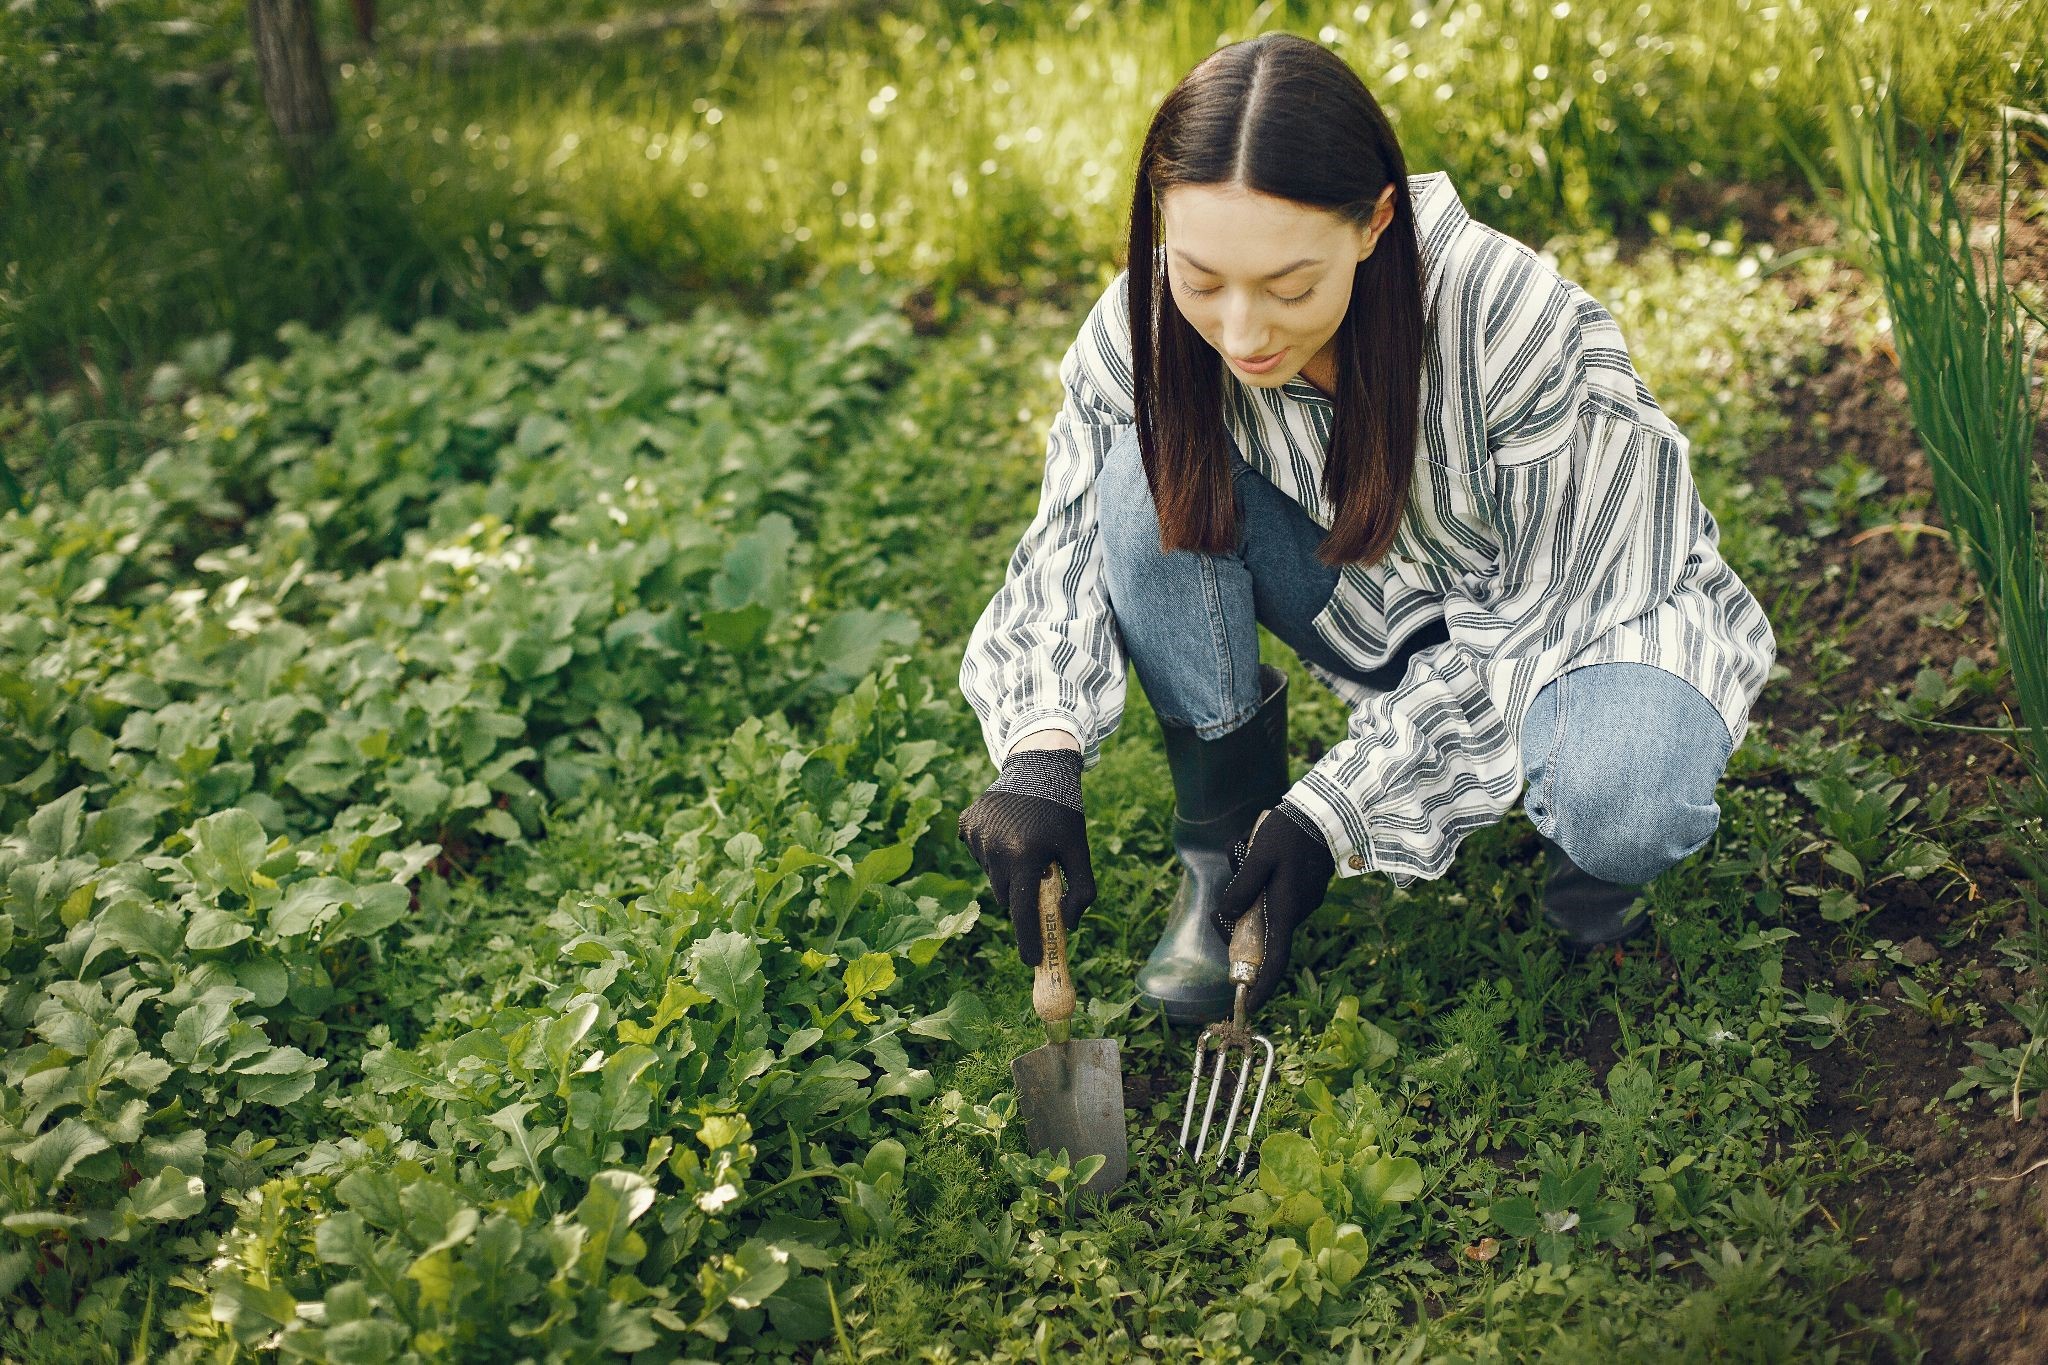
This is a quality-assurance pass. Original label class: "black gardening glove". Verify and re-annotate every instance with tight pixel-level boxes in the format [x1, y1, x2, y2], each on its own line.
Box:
[1211, 801, 1338, 1014]
[956, 747, 1098, 968]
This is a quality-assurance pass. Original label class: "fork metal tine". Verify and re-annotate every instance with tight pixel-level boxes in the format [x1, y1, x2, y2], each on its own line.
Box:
[1177, 1033, 1210, 1150]
[1213, 1047, 1255, 1159]
[1179, 1024, 1279, 1170]
[1231, 1036, 1276, 1173]
[1192, 1042, 1230, 1163]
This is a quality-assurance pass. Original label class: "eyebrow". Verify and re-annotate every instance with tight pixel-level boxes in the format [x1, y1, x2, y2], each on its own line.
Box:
[1169, 249, 1323, 281]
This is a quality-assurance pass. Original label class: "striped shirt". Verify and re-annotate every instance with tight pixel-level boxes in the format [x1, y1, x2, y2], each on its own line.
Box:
[957, 169, 1776, 885]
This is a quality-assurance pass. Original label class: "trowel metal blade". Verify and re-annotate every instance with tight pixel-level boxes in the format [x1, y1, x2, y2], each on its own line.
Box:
[1010, 1036, 1129, 1196]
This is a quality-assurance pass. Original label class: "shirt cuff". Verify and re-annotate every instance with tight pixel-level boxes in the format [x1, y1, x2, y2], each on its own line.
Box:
[1284, 767, 1377, 877]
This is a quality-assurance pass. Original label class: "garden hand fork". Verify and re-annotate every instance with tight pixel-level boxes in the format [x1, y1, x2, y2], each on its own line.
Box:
[1177, 808, 1280, 1173]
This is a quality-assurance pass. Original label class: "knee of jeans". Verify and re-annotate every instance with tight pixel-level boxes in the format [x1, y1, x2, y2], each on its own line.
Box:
[1549, 778, 1722, 885]
[1096, 428, 1156, 558]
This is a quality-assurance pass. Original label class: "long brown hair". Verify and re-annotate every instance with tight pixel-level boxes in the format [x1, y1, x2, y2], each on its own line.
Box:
[1127, 32, 1423, 566]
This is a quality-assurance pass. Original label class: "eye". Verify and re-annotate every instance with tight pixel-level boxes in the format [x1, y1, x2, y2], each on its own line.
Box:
[1175, 278, 1316, 305]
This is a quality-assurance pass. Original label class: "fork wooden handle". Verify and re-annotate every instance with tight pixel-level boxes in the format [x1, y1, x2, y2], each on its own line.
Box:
[1031, 865, 1074, 1043]
[1228, 808, 1272, 988]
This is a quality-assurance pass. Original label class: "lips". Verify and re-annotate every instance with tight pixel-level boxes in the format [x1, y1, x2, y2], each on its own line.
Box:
[1232, 348, 1286, 373]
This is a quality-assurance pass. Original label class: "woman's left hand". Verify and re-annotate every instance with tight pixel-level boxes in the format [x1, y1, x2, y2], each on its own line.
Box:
[1211, 802, 1338, 1015]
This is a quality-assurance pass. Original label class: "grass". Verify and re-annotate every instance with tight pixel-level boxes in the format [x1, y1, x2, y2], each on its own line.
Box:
[5, 0, 2044, 486]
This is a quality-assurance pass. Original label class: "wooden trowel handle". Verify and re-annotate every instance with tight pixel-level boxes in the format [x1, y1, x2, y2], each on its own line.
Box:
[1228, 808, 1272, 988]
[1031, 865, 1075, 1042]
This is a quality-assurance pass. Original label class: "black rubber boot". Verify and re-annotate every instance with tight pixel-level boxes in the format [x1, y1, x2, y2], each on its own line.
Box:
[1135, 662, 1290, 1024]
[1540, 834, 1650, 958]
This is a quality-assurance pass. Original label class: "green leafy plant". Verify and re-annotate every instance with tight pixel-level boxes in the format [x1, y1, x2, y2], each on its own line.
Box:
[1946, 995, 2048, 1120]
[1789, 988, 1888, 1051]
[1488, 1160, 1634, 1267]
[1897, 655, 2008, 722]
[1790, 749, 1952, 922]
[1797, 453, 1888, 538]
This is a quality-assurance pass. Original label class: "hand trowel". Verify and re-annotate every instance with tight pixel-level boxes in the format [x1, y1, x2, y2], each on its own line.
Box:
[1010, 865, 1129, 1196]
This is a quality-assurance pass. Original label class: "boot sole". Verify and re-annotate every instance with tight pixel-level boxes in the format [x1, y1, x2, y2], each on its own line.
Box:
[1139, 983, 1233, 1026]
[1558, 911, 1651, 960]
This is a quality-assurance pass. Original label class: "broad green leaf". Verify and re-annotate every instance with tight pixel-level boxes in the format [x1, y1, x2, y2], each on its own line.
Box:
[208, 1276, 299, 1344]
[575, 1169, 656, 1275]
[23, 788, 87, 861]
[617, 978, 713, 1044]
[271, 877, 351, 936]
[843, 952, 896, 1006]
[1256, 1132, 1323, 1199]
[328, 883, 410, 942]
[163, 990, 240, 1064]
[542, 999, 601, 1078]
[58, 879, 96, 928]
[185, 809, 269, 898]
[184, 905, 254, 951]
[715, 1239, 793, 1313]
[589, 1301, 658, 1353]
[362, 1047, 442, 1095]
[1357, 1155, 1424, 1207]
[905, 990, 990, 1048]
[485, 1101, 559, 1193]
[406, 1248, 457, 1316]
[17, 1117, 109, 1192]
[234, 956, 290, 1008]
[814, 608, 920, 684]
[325, 1316, 410, 1362]
[764, 1273, 835, 1343]
[700, 603, 772, 652]
[94, 901, 182, 963]
[708, 514, 796, 610]
[1822, 845, 1865, 880]
[690, 930, 765, 1018]
[475, 807, 522, 842]
[852, 842, 914, 893]
[1272, 1190, 1327, 1231]
[1488, 1195, 1543, 1237]
[119, 1166, 206, 1223]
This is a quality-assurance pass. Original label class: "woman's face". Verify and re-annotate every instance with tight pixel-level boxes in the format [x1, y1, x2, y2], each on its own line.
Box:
[1158, 182, 1395, 391]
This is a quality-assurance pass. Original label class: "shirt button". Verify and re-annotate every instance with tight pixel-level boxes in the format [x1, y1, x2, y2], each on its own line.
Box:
[1348, 854, 1365, 871]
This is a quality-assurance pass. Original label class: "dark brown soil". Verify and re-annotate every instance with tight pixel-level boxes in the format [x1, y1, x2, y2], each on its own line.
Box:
[1741, 154, 2048, 1363]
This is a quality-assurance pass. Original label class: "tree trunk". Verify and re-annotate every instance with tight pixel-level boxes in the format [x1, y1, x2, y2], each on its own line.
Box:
[247, 0, 335, 185]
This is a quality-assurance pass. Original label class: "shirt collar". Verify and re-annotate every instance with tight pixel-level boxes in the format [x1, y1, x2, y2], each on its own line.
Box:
[1408, 169, 1468, 310]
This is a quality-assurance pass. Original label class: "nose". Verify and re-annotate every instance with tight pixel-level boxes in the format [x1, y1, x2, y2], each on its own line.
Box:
[1220, 295, 1273, 359]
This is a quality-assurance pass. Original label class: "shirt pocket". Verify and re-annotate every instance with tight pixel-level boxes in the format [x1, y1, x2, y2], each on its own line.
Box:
[1387, 455, 1500, 592]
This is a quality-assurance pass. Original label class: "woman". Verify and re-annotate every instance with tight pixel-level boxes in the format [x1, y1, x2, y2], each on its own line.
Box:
[955, 33, 1774, 1025]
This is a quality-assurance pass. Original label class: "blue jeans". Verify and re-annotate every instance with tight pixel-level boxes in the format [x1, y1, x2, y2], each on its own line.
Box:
[1095, 426, 1733, 899]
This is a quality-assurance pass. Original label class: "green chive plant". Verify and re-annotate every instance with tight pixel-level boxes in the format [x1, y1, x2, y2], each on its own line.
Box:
[1791, 40, 2048, 800]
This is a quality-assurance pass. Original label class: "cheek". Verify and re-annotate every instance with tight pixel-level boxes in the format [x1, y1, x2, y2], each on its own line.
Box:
[1310, 293, 1350, 335]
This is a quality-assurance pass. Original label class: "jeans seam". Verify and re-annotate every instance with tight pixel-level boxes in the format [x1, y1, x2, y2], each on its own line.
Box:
[1531, 672, 1573, 850]
[1152, 553, 1258, 739]
[1198, 554, 1236, 718]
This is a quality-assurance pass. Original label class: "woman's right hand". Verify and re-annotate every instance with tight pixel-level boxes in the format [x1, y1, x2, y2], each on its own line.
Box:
[956, 746, 1097, 968]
